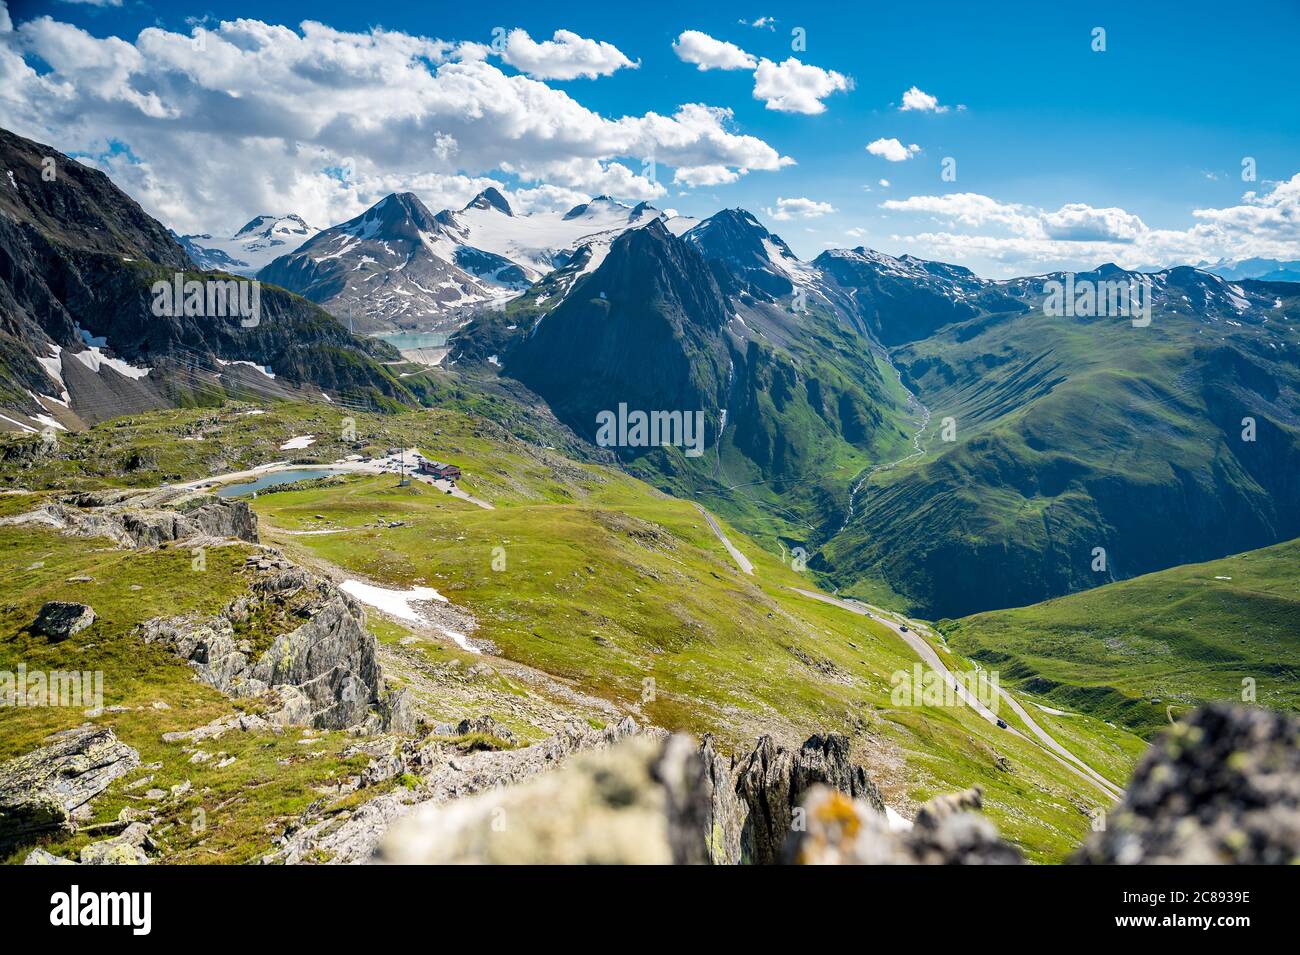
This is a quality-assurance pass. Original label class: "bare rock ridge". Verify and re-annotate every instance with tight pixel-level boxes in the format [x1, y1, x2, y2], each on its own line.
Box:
[0, 487, 258, 549]
[371, 704, 1300, 864]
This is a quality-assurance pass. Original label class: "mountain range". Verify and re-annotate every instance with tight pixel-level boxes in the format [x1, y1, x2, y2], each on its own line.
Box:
[2, 121, 1298, 622]
[175, 214, 319, 276]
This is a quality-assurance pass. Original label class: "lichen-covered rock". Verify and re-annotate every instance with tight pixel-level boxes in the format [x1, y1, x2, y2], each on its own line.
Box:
[80, 821, 155, 865]
[1076, 704, 1300, 864]
[32, 601, 96, 640]
[0, 725, 139, 850]
[784, 784, 1023, 865]
[23, 848, 77, 865]
[376, 732, 709, 865]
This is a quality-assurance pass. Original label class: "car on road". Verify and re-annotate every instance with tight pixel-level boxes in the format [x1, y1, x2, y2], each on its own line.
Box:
[899, 625, 908, 632]
[996, 719, 1008, 729]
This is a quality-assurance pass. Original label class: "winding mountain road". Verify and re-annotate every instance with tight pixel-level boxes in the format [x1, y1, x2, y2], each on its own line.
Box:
[693, 499, 1122, 799]
[790, 588, 1124, 800]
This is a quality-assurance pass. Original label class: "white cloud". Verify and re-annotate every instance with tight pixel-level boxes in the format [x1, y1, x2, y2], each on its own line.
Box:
[0, 2, 10, 33]
[673, 32, 849, 114]
[899, 86, 948, 113]
[1040, 203, 1146, 242]
[0, 14, 791, 234]
[674, 164, 741, 187]
[673, 30, 755, 71]
[879, 177, 1300, 272]
[497, 28, 637, 81]
[752, 57, 851, 114]
[766, 195, 836, 220]
[866, 138, 920, 162]
[879, 178, 890, 187]
[58, 0, 122, 6]
[881, 192, 1036, 229]
[747, 17, 777, 30]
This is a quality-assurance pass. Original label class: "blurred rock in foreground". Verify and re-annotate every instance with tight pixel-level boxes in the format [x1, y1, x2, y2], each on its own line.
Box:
[1077, 704, 1300, 864]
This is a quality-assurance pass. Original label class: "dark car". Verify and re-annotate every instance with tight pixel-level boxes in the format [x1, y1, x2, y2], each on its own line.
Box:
[996, 719, 1008, 729]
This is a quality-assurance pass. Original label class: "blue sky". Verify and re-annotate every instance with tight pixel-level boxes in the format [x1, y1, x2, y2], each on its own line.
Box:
[4, 0, 1299, 275]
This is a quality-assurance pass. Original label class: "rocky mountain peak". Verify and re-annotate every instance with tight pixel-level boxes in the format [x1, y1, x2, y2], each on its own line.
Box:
[464, 187, 513, 216]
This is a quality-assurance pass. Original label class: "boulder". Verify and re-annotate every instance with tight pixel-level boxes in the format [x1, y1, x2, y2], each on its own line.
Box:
[0, 725, 139, 850]
[80, 821, 155, 865]
[32, 601, 96, 641]
[1076, 704, 1300, 864]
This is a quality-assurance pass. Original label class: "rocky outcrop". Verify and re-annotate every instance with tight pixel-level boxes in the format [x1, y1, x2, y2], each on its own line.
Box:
[0, 725, 139, 850]
[140, 561, 407, 732]
[784, 784, 1023, 865]
[1, 488, 258, 548]
[32, 601, 96, 640]
[377, 733, 709, 864]
[1077, 704, 1300, 864]
[727, 733, 885, 865]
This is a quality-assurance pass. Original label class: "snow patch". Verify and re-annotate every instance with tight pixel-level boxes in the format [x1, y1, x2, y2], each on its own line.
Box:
[279, 435, 316, 450]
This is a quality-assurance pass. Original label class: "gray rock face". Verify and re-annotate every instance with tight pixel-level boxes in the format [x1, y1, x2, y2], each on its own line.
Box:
[140, 563, 400, 731]
[1077, 704, 1300, 864]
[700, 735, 743, 865]
[0, 488, 258, 549]
[730, 733, 885, 865]
[32, 601, 96, 641]
[0, 725, 140, 850]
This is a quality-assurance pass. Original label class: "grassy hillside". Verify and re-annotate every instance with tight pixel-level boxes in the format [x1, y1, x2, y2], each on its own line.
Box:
[1, 401, 1144, 862]
[941, 538, 1300, 737]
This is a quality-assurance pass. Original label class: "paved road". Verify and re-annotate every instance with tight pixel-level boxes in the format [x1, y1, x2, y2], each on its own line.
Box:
[791, 587, 1124, 800]
[693, 503, 753, 575]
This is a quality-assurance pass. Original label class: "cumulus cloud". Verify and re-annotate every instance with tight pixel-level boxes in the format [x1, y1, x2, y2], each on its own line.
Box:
[879, 177, 1300, 272]
[752, 57, 851, 114]
[0, 13, 792, 234]
[674, 164, 741, 187]
[1040, 203, 1147, 242]
[766, 196, 835, 220]
[497, 28, 637, 80]
[866, 138, 921, 162]
[673, 30, 756, 71]
[673, 31, 849, 114]
[899, 86, 948, 113]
